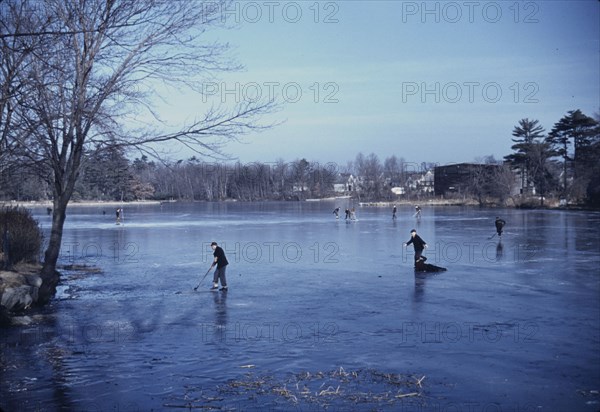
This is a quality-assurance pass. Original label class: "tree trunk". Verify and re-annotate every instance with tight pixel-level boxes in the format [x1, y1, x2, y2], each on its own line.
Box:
[39, 195, 68, 303]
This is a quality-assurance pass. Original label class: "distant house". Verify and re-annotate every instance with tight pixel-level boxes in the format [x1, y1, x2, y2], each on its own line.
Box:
[293, 184, 309, 193]
[404, 170, 435, 195]
[335, 173, 358, 194]
[512, 166, 536, 196]
[333, 183, 347, 193]
[390, 186, 405, 195]
[417, 170, 434, 194]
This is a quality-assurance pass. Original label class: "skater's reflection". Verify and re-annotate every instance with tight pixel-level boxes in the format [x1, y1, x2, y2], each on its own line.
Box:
[496, 239, 504, 261]
[412, 258, 446, 304]
[212, 289, 228, 328]
[207, 289, 229, 350]
[413, 273, 428, 303]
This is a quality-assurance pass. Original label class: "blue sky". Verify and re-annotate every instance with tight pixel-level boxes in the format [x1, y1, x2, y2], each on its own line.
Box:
[152, 1, 600, 167]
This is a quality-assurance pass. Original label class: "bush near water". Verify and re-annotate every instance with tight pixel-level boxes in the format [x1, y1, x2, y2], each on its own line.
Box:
[0, 206, 43, 268]
[0, 207, 44, 324]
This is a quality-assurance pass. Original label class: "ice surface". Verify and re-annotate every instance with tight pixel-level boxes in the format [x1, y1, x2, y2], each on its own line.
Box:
[1, 202, 599, 411]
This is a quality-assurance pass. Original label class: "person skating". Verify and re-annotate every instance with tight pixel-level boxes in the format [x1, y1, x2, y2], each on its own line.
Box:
[404, 229, 427, 263]
[210, 241, 229, 291]
[495, 217, 506, 237]
[333, 207, 340, 219]
[414, 205, 421, 218]
[392, 205, 397, 220]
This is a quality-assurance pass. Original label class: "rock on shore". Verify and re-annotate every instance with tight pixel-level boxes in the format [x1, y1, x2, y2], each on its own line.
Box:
[0, 264, 43, 326]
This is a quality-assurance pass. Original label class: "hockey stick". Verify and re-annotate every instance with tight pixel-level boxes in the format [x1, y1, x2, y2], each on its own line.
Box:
[193, 267, 213, 291]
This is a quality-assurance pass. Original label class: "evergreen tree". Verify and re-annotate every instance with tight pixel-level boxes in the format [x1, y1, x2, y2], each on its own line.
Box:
[546, 110, 598, 197]
[80, 147, 131, 200]
[504, 118, 545, 194]
[584, 115, 600, 206]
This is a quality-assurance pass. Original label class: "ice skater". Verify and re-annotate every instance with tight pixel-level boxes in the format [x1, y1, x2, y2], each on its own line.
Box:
[414, 205, 421, 218]
[333, 207, 340, 219]
[210, 241, 229, 291]
[392, 205, 397, 220]
[345, 208, 350, 220]
[495, 217, 506, 237]
[115, 208, 122, 224]
[404, 229, 427, 263]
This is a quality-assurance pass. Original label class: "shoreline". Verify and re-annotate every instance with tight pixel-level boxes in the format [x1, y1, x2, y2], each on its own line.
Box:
[0, 200, 162, 208]
[1, 198, 597, 211]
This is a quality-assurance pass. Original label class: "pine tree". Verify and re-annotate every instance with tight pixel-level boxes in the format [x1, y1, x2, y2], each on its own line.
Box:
[504, 118, 545, 194]
[546, 110, 598, 197]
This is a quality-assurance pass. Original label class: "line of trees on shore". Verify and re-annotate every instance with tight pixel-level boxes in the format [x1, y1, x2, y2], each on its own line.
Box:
[2, 109, 599, 208]
[0, 150, 435, 202]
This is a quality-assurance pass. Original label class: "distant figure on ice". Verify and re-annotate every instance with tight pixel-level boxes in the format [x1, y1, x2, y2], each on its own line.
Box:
[345, 208, 351, 220]
[414, 256, 446, 272]
[495, 217, 506, 237]
[404, 229, 427, 262]
[115, 208, 122, 224]
[392, 205, 397, 220]
[414, 205, 422, 218]
[333, 207, 340, 219]
[350, 208, 357, 220]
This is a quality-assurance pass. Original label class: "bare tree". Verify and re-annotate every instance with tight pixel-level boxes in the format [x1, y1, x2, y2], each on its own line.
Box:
[383, 155, 405, 199]
[490, 163, 516, 205]
[528, 141, 559, 206]
[0, 1, 51, 173]
[354, 153, 384, 201]
[5, 0, 275, 300]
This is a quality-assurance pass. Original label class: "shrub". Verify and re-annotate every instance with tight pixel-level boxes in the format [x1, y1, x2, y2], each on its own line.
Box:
[0, 207, 43, 267]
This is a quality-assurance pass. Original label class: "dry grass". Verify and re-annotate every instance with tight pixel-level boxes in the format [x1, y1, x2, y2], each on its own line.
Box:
[165, 367, 427, 410]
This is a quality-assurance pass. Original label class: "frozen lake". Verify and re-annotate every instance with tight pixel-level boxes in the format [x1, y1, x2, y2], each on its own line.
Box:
[1, 202, 599, 411]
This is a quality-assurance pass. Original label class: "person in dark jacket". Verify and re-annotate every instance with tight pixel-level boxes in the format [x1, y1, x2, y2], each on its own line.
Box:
[210, 241, 229, 291]
[495, 217, 506, 237]
[404, 229, 427, 263]
[333, 207, 340, 219]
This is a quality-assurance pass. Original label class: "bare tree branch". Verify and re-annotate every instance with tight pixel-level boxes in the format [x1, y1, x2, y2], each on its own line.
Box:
[1, 0, 277, 289]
